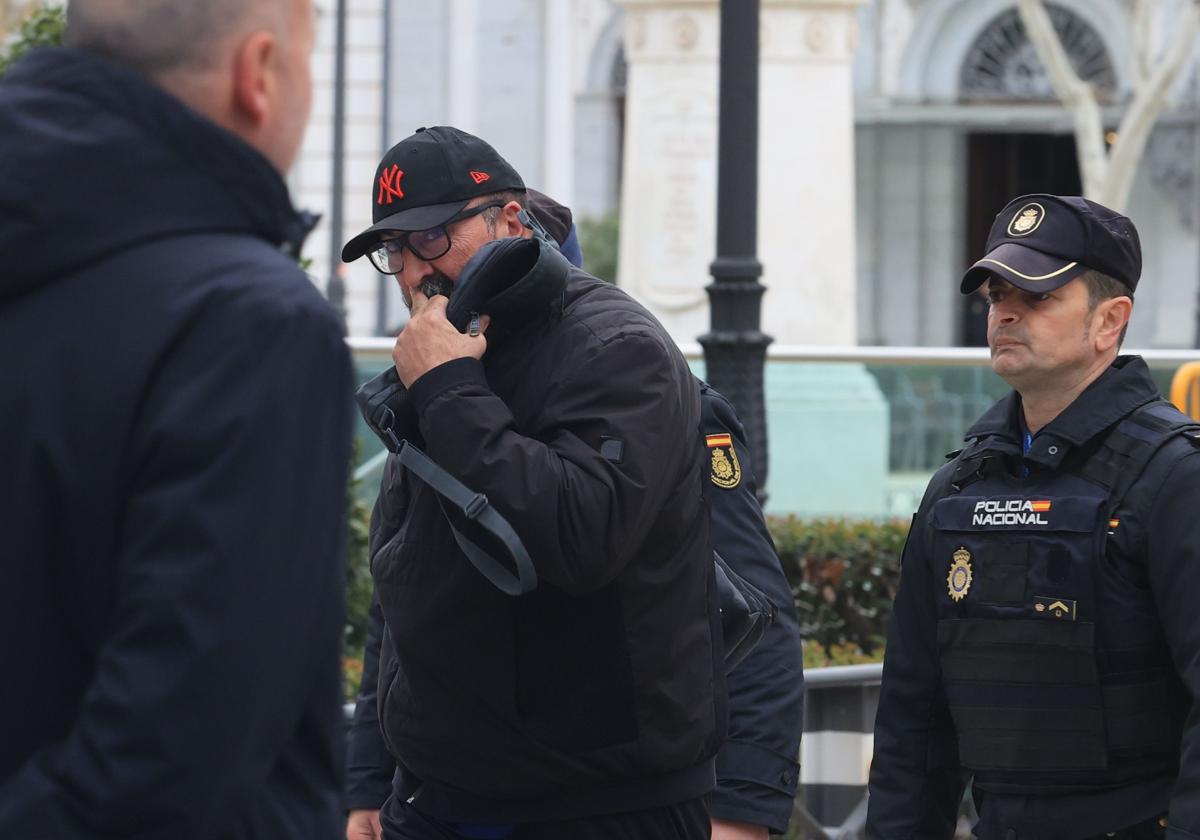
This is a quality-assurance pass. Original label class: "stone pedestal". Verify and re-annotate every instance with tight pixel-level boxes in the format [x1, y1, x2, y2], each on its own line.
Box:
[615, 0, 720, 345]
[761, 363, 889, 517]
[690, 359, 891, 517]
[615, 0, 865, 347]
[621, 0, 885, 516]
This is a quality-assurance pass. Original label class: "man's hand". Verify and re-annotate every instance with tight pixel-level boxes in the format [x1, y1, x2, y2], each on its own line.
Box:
[346, 808, 382, 840]
[392, 290, 488, 387]
[711, 818, 769, 840]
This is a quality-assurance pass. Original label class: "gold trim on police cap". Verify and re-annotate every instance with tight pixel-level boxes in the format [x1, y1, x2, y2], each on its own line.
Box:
[1007, 202, 1046, 237]
[976, 257, 1079, 282]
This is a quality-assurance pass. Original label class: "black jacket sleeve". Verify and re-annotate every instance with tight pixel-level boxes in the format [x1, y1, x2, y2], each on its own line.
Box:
[1144, 447, 1200, 839]
[865, 474, 965, 839]
[701, 387, 804, 835]
[0, 277, 353, 838]
[407, 333, 697, 596]
[344, 591, 396, 811]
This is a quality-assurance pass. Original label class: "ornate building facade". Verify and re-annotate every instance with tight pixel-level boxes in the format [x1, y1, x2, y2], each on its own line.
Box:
[293, 0, 1199, 346]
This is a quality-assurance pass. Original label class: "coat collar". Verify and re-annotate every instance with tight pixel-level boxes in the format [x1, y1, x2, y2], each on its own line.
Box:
[962, 356, 1161, 469]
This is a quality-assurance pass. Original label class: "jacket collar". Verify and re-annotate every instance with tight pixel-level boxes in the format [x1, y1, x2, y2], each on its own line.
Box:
[963, 356, 1161, 469]
[0, 48, 310, 298]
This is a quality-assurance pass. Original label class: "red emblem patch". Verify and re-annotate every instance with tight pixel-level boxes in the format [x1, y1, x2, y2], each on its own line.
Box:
[377, 165, 405, 205]
[469, 171, 491, 185]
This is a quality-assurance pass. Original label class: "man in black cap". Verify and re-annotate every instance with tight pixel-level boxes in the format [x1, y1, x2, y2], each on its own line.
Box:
[866, 194, 1200, 839]
[341, 127, 721, 840]
[343, 189, 805, 840]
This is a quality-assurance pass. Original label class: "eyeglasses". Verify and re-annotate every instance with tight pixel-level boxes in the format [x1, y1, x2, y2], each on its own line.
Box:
[368, 202, 504, 275]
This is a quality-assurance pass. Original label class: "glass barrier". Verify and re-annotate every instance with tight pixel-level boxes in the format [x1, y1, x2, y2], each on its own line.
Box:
[350, 340, 1198, 516]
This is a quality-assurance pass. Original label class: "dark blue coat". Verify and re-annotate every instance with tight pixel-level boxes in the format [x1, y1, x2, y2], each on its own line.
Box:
[346, 384, 804, 833]
[0, 49, 353, 838]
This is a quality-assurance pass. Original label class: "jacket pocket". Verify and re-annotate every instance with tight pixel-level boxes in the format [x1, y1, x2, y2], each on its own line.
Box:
[513, 583, 639, 751]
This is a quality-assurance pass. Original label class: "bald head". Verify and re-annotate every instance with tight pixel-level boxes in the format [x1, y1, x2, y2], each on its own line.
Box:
[65, 0, 288, 79]
[65, 0, 316, 175]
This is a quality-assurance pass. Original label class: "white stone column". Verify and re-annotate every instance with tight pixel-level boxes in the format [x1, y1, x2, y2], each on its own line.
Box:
[616, 0, 887, 515]
[615, 0, 864, 346]
[759, 0, 864, 346]
[291, 0, 386, 337]
[447, 0, 480, 133]
[757, 0, 884, 519]
[614, 0, 720, 346]
[542, 0, 576, 204]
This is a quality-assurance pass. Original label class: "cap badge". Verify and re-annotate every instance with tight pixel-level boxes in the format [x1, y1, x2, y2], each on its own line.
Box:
[706, 433, 741, 490]
[948, 547, 973, 602]
[378, 164, 405, 206]
[469, 171, 491, 185]
[1008, 202, 1045, 237]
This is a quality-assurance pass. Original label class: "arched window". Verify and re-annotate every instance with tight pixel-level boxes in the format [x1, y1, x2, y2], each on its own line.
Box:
[959, 4, 1117, 101]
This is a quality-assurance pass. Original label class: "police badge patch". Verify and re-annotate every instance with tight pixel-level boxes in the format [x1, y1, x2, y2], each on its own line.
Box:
[1007, 202, 1046, 237]
[706, 433, 741, 490]
[947, 547, 972, 602]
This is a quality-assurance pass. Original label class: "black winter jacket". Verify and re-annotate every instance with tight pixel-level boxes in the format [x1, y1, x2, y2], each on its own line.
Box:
[347, 384, 804, 832]
[0, 49, 353, 839]
[702, 387, 804, 833]
[867, 357, 1200, 839]
[365, 262, 720, 823]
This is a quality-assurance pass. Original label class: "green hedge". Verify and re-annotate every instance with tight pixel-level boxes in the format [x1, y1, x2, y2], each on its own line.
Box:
[0, 3, 64, 77]
[343, 443, 373, 700]
[771, 516, 908, 667]
[577, 212, 618, 284]
[342, 509, 910, 692]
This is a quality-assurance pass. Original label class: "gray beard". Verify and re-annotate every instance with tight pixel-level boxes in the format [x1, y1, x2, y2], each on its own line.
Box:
[403, 273, 455, 310]
[420, 274, 454, 299]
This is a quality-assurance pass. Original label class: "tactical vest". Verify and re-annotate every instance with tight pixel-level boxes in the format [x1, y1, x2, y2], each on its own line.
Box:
[932, 400, 1200, 794]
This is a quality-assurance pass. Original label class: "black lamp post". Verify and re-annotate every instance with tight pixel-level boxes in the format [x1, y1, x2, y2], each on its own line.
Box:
[699, 0, 772, 494]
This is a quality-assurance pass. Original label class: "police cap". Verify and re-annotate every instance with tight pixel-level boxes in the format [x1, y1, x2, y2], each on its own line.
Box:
[961, 194, 1141, 295]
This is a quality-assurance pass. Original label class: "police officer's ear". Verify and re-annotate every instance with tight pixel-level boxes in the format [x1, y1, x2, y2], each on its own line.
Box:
[1092, 295, 1132, 353]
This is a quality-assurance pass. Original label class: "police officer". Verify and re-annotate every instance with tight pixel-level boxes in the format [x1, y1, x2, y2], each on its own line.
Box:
[866, 195, 1200, 840]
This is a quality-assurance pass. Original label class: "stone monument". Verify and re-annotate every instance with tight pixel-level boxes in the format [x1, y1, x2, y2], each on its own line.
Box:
[617, 0, 888, 516]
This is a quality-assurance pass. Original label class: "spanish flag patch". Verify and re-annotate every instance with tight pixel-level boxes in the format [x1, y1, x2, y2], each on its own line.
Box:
[706, 434, 741, 489]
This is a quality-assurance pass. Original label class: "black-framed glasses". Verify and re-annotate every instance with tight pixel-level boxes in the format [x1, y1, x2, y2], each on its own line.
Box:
[368, 201, 504, 276]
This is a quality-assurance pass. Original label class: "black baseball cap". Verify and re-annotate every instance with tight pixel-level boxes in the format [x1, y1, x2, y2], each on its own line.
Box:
[341, 126, 525, 262]
[960, 194, 1141, 295]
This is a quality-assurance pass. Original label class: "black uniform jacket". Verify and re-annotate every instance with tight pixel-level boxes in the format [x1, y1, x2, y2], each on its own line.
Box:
[867, 357, 1200, 840]
[347, 384, 804, 833]
[0, 49, 353, 839]
[363, 264, 719, 823]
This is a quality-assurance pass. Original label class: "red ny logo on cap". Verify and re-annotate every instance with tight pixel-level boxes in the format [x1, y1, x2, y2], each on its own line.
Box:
[469, 171, 491, 185]
[378, 165, 405, 205]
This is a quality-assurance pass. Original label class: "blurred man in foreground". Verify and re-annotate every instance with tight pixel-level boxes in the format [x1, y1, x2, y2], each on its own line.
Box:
[0, 1, 353, 837]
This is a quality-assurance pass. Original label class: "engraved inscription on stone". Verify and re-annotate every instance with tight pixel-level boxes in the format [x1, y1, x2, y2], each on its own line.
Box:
[632, 86, 716, 310]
